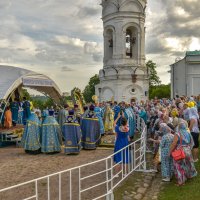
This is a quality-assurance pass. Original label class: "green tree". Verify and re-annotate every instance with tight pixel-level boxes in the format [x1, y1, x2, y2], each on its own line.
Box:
[32, 99, 45, 110]
[60, 95, 72, 106]
[21, 89, 31, 100]
[146, 60, 161, 87]
[149, 84, 171, 99]
[83, 74, 100, 103]
[44, 98, 54, 109]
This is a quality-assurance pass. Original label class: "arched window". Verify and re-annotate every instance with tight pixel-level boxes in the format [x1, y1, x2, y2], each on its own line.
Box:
[125, 27, 137, 58]
[104, 29, 114, 62]
[126, 29, 132, 58]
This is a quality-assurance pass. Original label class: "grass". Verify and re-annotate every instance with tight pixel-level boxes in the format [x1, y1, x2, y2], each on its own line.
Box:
[158, 151, 200, 200]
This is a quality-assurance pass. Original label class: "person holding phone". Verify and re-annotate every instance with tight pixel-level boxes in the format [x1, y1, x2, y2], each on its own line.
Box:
[114, 111, 130, 174]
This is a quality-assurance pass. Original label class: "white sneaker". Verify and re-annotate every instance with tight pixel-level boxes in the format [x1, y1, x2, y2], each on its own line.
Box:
[194, 159, 199, 163]
[162, 177, 170, 182]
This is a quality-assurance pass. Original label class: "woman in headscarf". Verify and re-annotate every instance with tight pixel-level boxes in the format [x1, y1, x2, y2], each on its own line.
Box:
[114, 113, 130, 173]
[188, 107, 199, 162]
[171, 107, 179, 132]
[170, 120, 197, 186]
[160, 123, 174, 182]
[183, 103, 190, 122]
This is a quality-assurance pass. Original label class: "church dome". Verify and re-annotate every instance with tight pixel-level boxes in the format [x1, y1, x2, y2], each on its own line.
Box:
[120, 0, 144, 13]
[102, 1, 119, 17]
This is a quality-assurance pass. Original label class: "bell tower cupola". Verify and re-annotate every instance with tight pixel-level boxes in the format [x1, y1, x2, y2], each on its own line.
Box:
[96, 0, 149, 103]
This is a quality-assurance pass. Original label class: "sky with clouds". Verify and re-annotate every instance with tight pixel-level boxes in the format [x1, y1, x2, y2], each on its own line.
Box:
[0, 0, 200, 93]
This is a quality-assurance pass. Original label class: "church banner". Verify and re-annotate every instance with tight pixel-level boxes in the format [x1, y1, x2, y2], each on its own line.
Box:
[22, 78, 53, 87]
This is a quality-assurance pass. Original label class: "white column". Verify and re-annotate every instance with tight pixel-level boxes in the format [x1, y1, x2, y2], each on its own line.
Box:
[137, 31, 141, 65]
[114, 20, 124, 59]
[140, 25, 145, 66]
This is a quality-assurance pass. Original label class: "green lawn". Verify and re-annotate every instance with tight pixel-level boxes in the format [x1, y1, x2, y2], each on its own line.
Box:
[159, 152, 200, 200]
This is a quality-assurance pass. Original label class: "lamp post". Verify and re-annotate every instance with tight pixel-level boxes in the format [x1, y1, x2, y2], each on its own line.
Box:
[98, 88, 102, 103]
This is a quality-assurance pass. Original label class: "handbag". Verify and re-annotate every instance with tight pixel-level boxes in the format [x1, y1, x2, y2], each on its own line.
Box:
[172, 133, 186, 161]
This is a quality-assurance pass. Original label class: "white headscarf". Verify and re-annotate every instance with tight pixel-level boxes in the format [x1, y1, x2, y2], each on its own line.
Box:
[189, 107, 199, 120]
[159, 123, 171, 135]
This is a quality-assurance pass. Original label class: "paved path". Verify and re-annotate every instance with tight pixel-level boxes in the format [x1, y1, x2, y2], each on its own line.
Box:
[115, 172, 166, 200]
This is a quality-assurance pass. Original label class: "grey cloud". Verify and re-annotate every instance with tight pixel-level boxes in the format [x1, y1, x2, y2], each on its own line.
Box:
[146, 0, 200, 58]
[92, 53, 103, 62]
[0, 1, 11, 10]
[16, 48, 29, 51]
[146, 38, 169, 54]
[61, 66, 74, 72]
[1, 0, 199, 88]
[77, 5, 99, 18]
[84, 42, 103, 62]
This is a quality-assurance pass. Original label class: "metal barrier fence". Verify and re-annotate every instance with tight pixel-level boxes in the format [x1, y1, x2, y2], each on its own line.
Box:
[0, 115, 147, 200]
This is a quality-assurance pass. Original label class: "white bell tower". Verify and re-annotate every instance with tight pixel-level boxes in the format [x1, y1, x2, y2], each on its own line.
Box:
[96, 0, 149, 103]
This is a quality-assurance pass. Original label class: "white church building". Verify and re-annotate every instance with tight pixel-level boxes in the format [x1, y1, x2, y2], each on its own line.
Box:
[95, 0, 149, 103]
[170, 51, 200, 98]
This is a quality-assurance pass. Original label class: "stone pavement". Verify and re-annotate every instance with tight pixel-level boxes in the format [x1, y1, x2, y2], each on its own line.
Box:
[115, 171, 167, 200]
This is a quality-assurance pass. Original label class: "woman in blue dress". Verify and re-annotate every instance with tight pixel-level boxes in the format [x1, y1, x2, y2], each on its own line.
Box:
[160, 123, 174, 182]
[114, 112, 130, 172]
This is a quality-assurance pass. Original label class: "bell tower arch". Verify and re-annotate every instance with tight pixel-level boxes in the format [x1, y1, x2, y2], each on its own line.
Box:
[96, 0, 149, 103]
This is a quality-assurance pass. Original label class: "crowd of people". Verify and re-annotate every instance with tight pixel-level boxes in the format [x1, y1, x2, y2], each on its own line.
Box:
[97, 95, 199, 187]
[1, 95, 199, 186]
[1, 97, 33, 128]
[20, 100, 137, 155]
[147, 96, 199, 186]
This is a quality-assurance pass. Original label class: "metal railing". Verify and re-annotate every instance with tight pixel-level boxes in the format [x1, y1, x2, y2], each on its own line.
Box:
[0, 115, 147, 200]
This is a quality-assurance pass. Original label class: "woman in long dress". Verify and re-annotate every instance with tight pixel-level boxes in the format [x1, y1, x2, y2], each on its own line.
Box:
[170, 120, 197, 186]
[188, 107, 199, 162]
[160, 123, 174, 182]
[114, 112, 130, 173]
